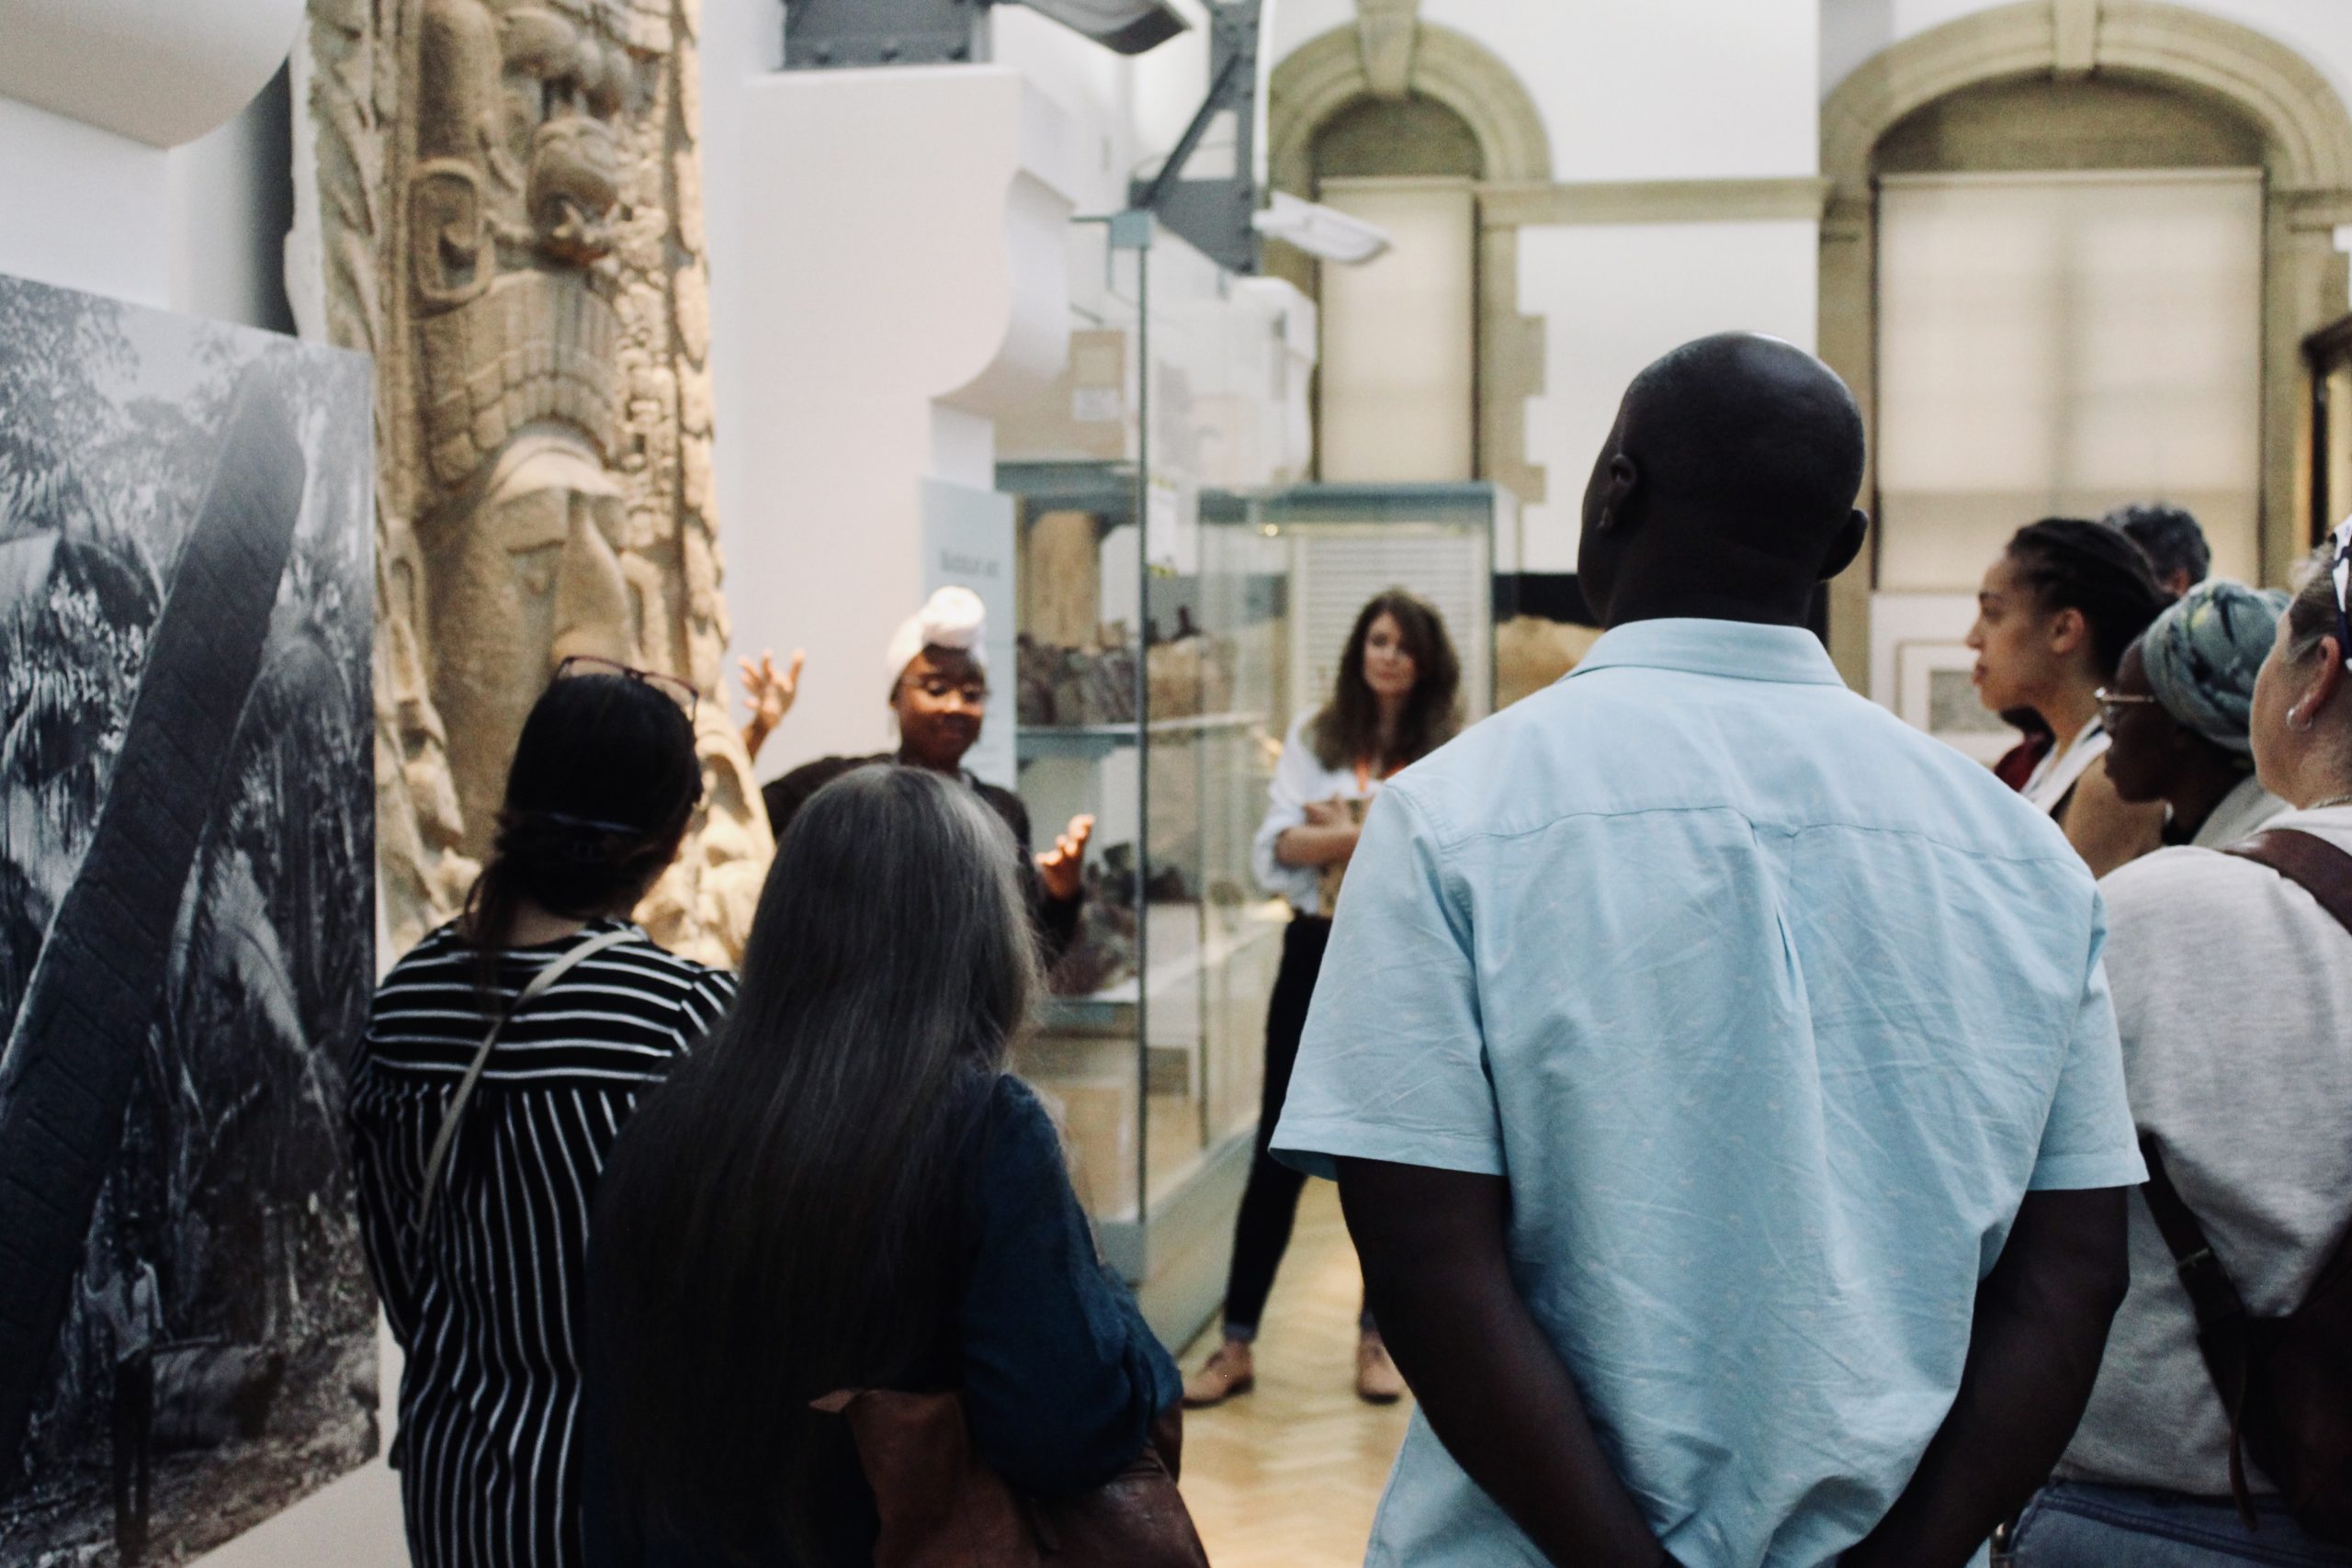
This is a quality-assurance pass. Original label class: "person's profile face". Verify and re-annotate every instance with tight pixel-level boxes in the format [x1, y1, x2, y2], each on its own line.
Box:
[894, 647, 988, 771]
[1966, 553, 2060, 716]
[2097, 643, 2176, 805]
[1360, 613, 1419, 705]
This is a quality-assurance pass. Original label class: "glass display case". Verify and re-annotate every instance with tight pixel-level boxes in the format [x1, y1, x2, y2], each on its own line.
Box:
[1227, 481, 1519, 722]
[1001, 472, 1289, 1332]
[996, 214, 1313, 1340]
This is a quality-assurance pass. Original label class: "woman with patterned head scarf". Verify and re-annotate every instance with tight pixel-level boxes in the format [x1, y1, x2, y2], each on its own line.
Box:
[2098, 579, 2291, 852]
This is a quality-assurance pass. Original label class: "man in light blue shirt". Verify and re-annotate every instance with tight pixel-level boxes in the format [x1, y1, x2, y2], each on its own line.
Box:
[1273, 333, 2143, 1568]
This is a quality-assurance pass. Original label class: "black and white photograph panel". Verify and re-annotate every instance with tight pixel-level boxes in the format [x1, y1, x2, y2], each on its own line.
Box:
[0, 272, 378, 1563]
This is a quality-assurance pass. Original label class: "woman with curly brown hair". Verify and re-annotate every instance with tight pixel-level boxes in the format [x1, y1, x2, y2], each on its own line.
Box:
[1183, 589, 1462, 1410]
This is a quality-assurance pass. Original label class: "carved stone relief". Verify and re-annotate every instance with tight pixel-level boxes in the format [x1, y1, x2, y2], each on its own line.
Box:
[296, 0, 770, 964]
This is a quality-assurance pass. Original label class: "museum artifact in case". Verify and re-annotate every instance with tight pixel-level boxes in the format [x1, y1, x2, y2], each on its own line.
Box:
[998, 214, 1312, 1339]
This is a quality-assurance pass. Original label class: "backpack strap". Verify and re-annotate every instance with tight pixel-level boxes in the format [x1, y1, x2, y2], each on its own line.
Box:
[2140, 1135, 2252, 1331]
[412, 926, 638, 1235]
[2141, 1134, 2260, 1525]
[2225, 829, 2352, 939]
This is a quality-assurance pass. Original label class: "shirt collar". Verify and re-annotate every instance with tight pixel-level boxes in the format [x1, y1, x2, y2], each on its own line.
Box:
[1568, 618, 1847, 689]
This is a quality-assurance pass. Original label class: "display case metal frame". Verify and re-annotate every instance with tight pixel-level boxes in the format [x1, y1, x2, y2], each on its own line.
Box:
[1001, 463, 1284, 1345]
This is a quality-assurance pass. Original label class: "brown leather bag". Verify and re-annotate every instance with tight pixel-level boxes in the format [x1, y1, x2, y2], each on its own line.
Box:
[811, 1389, 1210, 1568]
[2133, 827, 2352, 1544]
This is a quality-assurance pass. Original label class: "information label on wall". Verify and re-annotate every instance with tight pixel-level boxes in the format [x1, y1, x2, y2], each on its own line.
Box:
[922, 478, 1017, 787]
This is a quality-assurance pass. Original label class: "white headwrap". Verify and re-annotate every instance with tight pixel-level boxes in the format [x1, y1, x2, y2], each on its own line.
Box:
[887, 586, 988, 684]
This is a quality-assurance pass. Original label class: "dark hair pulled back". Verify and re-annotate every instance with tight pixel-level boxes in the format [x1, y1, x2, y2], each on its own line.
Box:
[2005, 518, 2172, 682]
[1310, 589, 1463, 772]
[464, 672, 703, 964]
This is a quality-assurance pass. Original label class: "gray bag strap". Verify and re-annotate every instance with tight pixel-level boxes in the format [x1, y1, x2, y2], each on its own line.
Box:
[412, 926, 636, 1234]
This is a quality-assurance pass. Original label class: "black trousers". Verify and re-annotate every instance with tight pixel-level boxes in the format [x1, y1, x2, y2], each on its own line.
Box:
[1219, 916, 1372, 1339]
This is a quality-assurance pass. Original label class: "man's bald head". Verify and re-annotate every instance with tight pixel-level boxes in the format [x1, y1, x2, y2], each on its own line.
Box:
[1579, 333, 1870, 628]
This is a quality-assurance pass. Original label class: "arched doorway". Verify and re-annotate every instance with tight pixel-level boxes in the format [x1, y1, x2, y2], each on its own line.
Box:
[1819, 1, 2352, 688]
[1267, 22, 1550, 502]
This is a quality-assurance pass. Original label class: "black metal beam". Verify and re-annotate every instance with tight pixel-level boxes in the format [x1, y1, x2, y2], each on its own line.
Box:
[1128, 0, 1262, 273]
[782, 0, 986, 69]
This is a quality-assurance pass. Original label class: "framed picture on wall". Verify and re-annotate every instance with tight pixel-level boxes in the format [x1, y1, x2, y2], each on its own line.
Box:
[1895, 638, 2018, 766]
[1871, 590, 2028, 770]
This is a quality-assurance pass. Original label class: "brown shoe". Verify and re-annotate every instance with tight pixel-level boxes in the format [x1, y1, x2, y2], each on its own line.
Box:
[1356, 1333, 1406, 1404]
[1182, 1340, 1256, 1408]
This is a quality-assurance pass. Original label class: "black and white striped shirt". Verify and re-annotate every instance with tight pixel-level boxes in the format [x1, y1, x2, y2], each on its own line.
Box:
[348, 919, 735, 1568]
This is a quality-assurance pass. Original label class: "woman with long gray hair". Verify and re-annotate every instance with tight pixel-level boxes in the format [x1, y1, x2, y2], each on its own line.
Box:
[579, 765, 1179, 1567]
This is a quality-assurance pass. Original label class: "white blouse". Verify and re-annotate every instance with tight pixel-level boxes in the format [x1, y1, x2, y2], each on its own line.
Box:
[2022, 718, 2109, 818]
[1251, 714, 1388, 917]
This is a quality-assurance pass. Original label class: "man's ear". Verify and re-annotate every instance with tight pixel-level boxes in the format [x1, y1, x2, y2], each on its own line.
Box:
[1595, 454, 1640, 535]
[1818, 508, 1869, 583]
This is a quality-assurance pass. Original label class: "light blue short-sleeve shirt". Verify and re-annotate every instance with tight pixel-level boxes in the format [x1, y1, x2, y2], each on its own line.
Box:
[1272, 619, 2145, 1568]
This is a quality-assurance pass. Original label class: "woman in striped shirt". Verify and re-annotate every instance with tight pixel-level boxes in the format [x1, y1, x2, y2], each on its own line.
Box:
[349, 662, 737, 1568]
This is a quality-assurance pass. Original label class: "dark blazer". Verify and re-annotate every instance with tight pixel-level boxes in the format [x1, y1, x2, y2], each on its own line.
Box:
[760, 755, 1080, 964]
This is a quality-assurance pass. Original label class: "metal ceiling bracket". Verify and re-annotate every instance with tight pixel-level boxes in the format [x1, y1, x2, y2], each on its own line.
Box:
[1127, 0, 1264, 274]
[782, 0, 989, 69]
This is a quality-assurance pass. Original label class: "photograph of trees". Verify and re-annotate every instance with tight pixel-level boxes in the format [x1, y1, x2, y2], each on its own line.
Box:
[0, 274, 378, 1563]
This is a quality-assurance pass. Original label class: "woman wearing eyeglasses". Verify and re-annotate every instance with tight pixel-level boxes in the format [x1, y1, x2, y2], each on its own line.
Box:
[2009, 537, 2352, 1566]
[1966, 518, 2172, 875]
[752, 588, 1093, 963]
[347, 661, 738, 1568]
[2096, 580, 2290, 851]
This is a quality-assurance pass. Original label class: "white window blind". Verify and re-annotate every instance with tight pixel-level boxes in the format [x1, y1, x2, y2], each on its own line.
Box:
[1316, 176, 1476, 484]
[1875, 169, 2263, 591]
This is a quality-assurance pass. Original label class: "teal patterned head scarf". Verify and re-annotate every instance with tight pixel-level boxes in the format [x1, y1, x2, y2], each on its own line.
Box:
[2139, 580, 2290, 754]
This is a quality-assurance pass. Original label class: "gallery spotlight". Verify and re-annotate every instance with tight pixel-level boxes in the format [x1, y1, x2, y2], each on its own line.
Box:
[1251, 192, 1394, 265]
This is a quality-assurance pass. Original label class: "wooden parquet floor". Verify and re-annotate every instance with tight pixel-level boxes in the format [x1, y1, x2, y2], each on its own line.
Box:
[1177, 1180, 1413, 1568]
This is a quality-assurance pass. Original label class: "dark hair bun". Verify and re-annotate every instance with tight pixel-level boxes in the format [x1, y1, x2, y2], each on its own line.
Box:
[2007, 518, 2171, 681]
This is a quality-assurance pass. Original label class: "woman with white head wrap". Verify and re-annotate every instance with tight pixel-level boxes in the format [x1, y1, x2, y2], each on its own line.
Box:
[756, 588, 1092, 960]
[2096, 580, 2291, 852]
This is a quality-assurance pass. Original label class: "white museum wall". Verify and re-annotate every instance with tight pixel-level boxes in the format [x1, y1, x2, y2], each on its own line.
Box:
[721, 64, 1085, 775]
[1518, 222, 1826, 573]
[1271, 0, 1822, 181]
[1823, 0, 2352, 109]
[705, 0, 1260, 781]
[0, 99, 175, 307]
[1, 95, 287, 333]
[0, 62, 294, 334]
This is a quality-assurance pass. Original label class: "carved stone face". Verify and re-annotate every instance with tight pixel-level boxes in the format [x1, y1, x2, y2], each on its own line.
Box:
[427, 431, 636, 852]
[493, 2, 628, 265]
